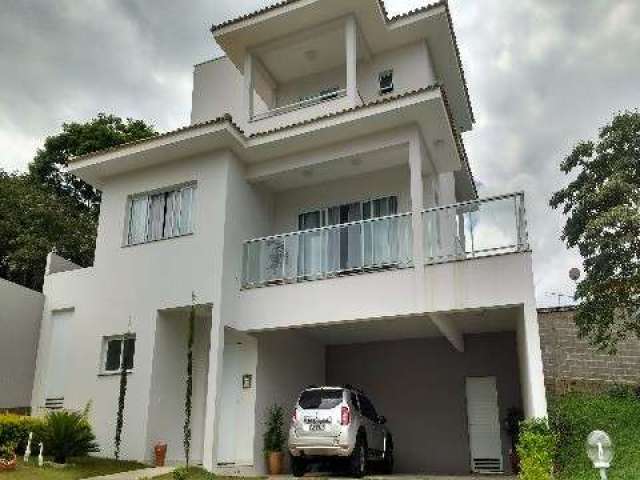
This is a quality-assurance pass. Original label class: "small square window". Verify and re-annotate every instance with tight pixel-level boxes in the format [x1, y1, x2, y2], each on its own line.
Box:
[102, 335, 136, 374]
[379, 70, 394, 95]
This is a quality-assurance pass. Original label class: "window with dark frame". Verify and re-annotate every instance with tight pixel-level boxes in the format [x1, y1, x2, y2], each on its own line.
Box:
[379, 69, 394, 95]
[102, 335, 136, 373]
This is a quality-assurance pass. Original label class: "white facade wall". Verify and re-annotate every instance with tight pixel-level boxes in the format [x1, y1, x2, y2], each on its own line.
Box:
[272, 165, 410, 234]
[146, 312, 211, 464]
[191, 40, 436, 132]
[0, 278, 43, 409]
[31, 152, 232, 461]
[252, 330, 325, 473]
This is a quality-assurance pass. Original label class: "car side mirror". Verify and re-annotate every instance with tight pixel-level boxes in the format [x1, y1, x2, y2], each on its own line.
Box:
[378, 416, 387, 425]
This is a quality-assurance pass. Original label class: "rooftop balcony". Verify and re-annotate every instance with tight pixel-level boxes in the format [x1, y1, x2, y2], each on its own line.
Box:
[242, 15, 366, 132]
[242, 192, 528, 289]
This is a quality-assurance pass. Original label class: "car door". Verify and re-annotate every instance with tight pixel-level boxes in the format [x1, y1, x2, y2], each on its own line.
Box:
[358, 394, 385, 454]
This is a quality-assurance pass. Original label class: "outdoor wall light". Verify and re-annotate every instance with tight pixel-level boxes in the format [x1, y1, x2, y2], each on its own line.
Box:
[586, 430, 613, 480]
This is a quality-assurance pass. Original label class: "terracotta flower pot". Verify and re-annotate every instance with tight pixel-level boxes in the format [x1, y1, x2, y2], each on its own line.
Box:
[0, 454, 17, 472]
[154, 442, 168, 467]
[267, 451, 284, 475]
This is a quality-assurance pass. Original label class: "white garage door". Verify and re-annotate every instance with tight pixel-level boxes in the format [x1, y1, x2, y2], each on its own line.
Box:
[465, 376, 503, 474]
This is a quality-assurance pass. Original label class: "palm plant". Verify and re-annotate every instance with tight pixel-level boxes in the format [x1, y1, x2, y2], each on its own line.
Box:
[40, 409, 98, 464]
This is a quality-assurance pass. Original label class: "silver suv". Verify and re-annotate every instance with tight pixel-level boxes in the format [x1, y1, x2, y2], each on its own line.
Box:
[288, 386, 393, 477]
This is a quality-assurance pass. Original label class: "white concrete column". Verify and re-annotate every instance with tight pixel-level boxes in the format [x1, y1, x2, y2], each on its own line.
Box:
[409, 134, 426, 310]
[243, 52, 255, 123]
[345, 15, 358, 104]
[517, 304, 549, 418]
[202, 307, 225, 470]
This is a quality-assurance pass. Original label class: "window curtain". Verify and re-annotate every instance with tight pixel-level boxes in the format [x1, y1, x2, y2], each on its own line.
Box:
[147, 193, 166, 241]
[128, 196, 149, 244]
[298, 211, 322, 277]
[343, 202, 363, 270]
[178, 186, 194, 235]
[363, 196, 398, 265]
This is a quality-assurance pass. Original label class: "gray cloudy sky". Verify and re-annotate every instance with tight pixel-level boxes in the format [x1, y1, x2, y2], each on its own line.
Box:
[1, 0, 639, 306]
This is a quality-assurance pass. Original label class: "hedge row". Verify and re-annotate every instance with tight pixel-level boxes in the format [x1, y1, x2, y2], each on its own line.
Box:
[0, 414, 45, 453]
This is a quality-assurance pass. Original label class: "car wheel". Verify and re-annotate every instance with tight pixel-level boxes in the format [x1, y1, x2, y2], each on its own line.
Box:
[382, 435, 394, 474]
[349, 435, 367, 478]
[291, 455, 307, 477]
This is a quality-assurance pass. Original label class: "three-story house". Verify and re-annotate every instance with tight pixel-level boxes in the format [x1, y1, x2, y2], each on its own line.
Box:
[31, 0, 547, 475]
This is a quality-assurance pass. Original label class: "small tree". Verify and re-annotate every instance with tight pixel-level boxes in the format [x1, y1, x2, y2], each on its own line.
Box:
[263, 405, 286, 455]
[550, 110, 640, 352]
[183, 295, 196, 467]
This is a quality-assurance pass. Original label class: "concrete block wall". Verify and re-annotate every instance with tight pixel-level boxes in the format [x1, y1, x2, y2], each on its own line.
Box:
[538, 306, 640, 393]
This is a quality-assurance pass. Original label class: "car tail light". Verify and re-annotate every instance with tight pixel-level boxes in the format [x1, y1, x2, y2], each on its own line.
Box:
[341, 406, 351, 425]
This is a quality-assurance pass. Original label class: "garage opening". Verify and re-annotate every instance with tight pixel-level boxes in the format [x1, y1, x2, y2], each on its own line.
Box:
[251, 307, 524, 476]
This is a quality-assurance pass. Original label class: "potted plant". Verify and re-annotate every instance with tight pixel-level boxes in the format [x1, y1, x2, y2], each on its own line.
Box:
[0, 443, 17, 472]
[264, 405, 286, 475]
[503, 407, 524, 474]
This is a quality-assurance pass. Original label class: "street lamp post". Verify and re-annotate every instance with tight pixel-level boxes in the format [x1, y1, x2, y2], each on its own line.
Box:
[586, 430, 613, 480]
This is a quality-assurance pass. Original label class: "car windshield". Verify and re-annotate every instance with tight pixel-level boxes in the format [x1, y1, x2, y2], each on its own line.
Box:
[298, 389, 343, 409]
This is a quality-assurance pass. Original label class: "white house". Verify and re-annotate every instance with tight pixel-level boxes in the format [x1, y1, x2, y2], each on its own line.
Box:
[31, 0, 547, 475]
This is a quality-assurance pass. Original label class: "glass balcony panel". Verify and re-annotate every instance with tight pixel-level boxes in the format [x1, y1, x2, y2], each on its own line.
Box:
[423, 193, 528, 264]
[242, 213, 413, 288]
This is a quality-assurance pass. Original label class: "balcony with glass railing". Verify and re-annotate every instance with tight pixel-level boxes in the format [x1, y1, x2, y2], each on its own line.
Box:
[242, 213, 413, 289]
[241, 193, 529, 289]
[423, 192, 529, 264]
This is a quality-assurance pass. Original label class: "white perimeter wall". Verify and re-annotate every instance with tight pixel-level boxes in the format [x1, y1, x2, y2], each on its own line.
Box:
[0, 278, 43, 409]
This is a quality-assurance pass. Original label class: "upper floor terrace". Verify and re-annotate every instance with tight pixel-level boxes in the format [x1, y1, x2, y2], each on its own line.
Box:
[194, 0, 473, 135]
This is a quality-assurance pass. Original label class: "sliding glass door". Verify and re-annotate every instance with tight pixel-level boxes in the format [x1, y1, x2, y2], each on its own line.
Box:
[297, 196, 398, 278]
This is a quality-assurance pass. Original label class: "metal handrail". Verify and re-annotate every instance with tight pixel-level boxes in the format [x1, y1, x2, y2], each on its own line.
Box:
[252, 89, 347, 121]
[244, 211, 413, 244]
[421, 192, 525, 214]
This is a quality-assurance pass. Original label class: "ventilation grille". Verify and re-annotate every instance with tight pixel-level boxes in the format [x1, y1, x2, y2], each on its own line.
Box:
[44, 397, 64, 410]
[472, 457, 503, 474]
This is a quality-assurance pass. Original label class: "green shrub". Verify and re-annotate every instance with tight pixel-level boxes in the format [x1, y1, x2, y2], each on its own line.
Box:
[0, 414, 45, 453]
[40, 409, 99, 464]
[517, 418, 556, 480]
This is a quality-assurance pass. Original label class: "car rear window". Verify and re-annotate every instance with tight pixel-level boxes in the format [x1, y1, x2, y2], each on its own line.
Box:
[298, 389, 343, 409]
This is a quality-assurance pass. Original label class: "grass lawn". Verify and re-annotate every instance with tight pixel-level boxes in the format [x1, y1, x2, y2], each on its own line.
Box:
[552, 392, 640, 480]
[1, 457, 147, 479]
[153, 467, 263, 480]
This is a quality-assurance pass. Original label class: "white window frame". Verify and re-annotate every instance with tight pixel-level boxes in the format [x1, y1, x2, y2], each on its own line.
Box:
[100, 334, 136, 375]
[124, 182, 196, 246]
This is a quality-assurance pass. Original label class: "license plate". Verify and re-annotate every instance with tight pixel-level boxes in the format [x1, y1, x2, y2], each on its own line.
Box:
[309, 423, 325, 432]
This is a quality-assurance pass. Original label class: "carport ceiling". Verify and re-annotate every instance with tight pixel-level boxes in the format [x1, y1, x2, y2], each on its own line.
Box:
[447, 306, 519, 334]
[298, 315, 441, 346]
[294, 306, 519, 347]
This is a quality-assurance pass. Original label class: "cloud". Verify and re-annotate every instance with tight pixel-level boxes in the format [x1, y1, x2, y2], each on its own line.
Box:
[1, 0, 639, 306]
